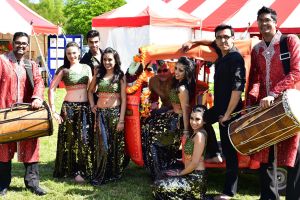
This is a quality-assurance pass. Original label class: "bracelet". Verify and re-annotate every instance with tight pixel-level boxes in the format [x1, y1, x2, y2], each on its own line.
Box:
[119, 121, 124, 124]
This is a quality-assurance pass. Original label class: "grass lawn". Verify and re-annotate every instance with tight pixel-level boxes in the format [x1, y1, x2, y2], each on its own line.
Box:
[6, 88, 284, 200]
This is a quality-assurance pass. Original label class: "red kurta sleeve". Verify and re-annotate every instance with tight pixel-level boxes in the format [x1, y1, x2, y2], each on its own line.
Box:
[247, 48, 261, 106]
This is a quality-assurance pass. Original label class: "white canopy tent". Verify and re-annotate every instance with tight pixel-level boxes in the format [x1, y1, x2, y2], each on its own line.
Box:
[0, 0, 59, 35]
[0, 0, 60, 84]
[92, 0, 201, 70]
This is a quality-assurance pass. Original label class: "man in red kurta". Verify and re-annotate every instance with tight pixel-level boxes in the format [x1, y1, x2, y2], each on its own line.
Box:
[0, 32, 46, 196]
[247, 7, 300, 200]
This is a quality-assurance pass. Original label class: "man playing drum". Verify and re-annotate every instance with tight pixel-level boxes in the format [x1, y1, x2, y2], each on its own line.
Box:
[0, 32, 46, 196]
[247, 6, 300, 200]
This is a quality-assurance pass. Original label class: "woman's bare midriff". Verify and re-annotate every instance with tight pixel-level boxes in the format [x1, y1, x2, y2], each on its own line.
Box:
[184, 156, 205, 171]
[64, 85, 88, 102]
[97, 92, 120, 108]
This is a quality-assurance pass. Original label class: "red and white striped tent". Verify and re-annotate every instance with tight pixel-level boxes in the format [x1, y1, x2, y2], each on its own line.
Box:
[0, 0, 60, 35]
[164, 0, 300, 37]
[92, 0, 201, 70]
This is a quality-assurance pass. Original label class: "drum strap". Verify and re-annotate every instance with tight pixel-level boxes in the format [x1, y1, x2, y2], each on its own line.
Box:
[24, 59, 34, 89]
[279, 34, 290, 75]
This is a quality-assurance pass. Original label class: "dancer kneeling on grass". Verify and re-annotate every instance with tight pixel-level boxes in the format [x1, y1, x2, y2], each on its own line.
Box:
[153, 105, 209, 200]
[49, 41, 94, 183]
[88, 47, 127, 185]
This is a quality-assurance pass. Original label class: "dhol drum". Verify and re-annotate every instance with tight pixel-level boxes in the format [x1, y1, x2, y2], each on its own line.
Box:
[229, 89, 300, 155]
[0, 102, 53, 143]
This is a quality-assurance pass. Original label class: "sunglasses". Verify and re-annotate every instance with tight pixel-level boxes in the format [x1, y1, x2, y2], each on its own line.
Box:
[14, 41, 29, 46]
[146, 67, 153, 72]
[157, 68, 169, 74]
[215, 35, 232, 41]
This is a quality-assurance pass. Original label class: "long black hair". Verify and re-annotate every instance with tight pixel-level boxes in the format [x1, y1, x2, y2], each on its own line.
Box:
[172, 56, 196, 101]
[97, 47, 124, 84]
[62, 41, 80, 69]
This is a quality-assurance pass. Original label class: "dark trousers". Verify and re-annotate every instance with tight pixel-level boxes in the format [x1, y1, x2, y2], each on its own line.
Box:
[286, 143, 300, 200]
[204, 123, 221, 158]
[205, 108, 239, 197]
[260, 144, 300, 200]
[0, 161, 12, 189]
[219, 122, 238, 196]
[0, 161, 40, 189]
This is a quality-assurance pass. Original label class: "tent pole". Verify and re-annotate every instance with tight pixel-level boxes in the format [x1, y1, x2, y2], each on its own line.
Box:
[31, 22, 52, 83]
[33, 33, 52, 82]
[29, 37, 32, 60]
[200, 19, 203, 39]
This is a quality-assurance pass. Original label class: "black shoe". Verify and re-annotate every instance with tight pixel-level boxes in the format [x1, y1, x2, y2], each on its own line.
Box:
[0, 188, 8, 196]
[27, 186, 47, 196]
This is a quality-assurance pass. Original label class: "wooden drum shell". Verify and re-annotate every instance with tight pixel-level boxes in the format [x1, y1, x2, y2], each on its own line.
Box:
[0, 103, 53, 143]
[229, 89, 300, 155]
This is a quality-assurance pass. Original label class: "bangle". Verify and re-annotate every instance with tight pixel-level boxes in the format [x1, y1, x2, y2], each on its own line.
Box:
[119, 121, 124, 124]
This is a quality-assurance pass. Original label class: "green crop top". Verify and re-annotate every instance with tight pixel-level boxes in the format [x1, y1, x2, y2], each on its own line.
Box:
[55, 64, 90, 86]
[169, 89, 180, 104]
[184, 130, 207, 157]
[97, 79, 120, 93]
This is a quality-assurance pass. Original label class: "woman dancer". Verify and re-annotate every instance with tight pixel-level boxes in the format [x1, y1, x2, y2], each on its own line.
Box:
[49, 41, 93, 183]
[152, 105, 208, 200]
[145, 57, 195, 179]
[88, 47, 127, 185]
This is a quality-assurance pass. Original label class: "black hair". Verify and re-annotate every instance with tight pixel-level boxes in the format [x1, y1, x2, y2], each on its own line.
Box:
[257, 6, 277, 22]
[172, 56, 196, 101]
[191, 105, 208, 128]
[86, 30, 100, 42]
[13, 32, 30, 43]
[214, 24, 234, 37]
[63, 41, 80, 69]
[97, 47, 124, 84]
[191, 104, 207, 114]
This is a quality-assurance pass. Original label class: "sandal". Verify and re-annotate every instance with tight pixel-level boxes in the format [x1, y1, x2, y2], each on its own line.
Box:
[74, 174, 85, 184]
[214, 194, 232, 200]
[206, 155, 223, 163]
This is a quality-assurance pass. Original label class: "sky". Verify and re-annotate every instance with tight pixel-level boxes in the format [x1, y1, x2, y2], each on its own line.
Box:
[29, 0, 40, 3]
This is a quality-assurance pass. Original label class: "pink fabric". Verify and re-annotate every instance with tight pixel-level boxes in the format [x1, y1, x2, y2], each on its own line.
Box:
[247, 31, 300, 167]
[0, 51, 44, 162]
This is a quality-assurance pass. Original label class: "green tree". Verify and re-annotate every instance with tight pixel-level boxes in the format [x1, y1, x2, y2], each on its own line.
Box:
[63, 0, 125, 35]
[20, 0, 66, 26]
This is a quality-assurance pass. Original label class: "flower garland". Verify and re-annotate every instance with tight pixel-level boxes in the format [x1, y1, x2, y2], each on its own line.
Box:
[126, 54, 154, 118]
[140, 88, 151, 118]
[126, 54, 154, 94]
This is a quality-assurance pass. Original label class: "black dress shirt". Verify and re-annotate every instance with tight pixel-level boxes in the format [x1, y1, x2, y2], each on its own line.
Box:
[213, 46, 246, 116]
